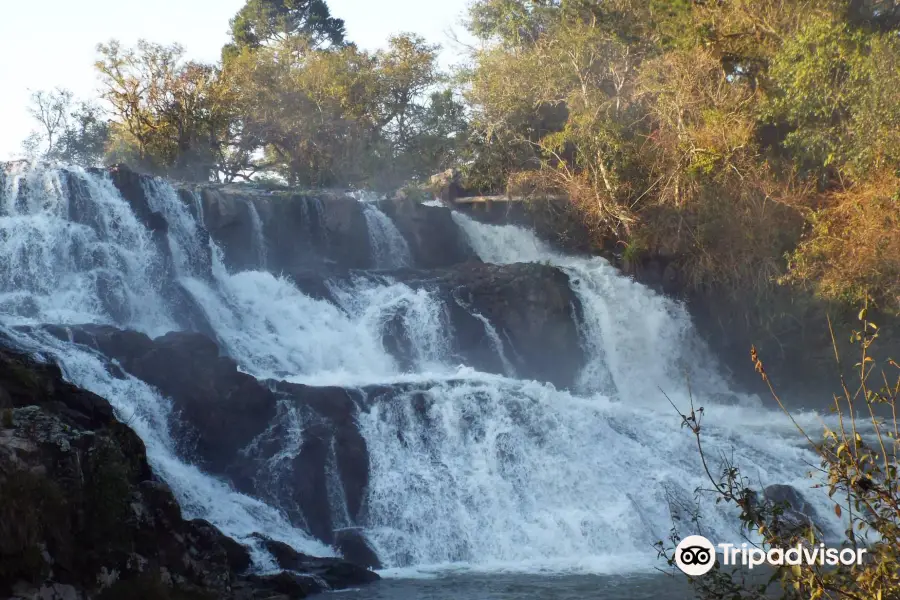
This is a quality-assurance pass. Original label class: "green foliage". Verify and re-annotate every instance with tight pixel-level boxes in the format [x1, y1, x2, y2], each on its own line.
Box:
[95, 40, 235, 181]
[227, 0, 345, 53]
[17, 0, 900, 317]
[21, 0, 463, 189]
[22, 89, 109, 167]
[224, 31, 448, 188]
[467, 0, 565, 47]
[784, 174, 900, 314]
[462, 0, 900, 316]
[762, 15, 900, 179]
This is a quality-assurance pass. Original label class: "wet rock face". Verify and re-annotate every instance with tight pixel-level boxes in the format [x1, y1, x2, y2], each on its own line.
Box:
[41, 326, 278, 475]
[0, 346, 234, 597]
[195, 186, 373, 273]
[99, 165, 480, 276]
[36, 325, 375, 553]
[249, 534, 379, 588]
[377, 198, 478, 269]
[399, 262, 587, 389]
[0, 345, 379, 600]
[282, 384, 369, 531]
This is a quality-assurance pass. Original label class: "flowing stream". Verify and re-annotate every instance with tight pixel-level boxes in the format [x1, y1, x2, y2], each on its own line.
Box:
[0, 163, 841, 578]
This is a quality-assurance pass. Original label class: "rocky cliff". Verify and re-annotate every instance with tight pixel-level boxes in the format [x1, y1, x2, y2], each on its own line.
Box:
[0, 340, 378, 600]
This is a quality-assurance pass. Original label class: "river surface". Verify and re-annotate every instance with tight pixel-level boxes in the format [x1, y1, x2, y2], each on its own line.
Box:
[349, 572, 694, 600]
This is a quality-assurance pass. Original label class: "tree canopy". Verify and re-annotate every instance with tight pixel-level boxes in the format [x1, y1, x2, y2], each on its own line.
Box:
[227, 0, 345, 55]
[17, 0, 900, 322]
[460, 0, 900, 315]
[22, 89, 109, 167]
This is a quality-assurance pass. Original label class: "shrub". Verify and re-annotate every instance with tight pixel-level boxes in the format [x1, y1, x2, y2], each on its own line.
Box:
[657, 306, 900, 598]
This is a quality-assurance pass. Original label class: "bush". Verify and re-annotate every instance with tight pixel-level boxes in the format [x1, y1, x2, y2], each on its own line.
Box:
[657, 306, 900, 598]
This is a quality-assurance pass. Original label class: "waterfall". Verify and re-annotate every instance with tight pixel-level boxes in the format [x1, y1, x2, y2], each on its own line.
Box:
[246, 198, 268, 269]
[360, 201, 412, 269]
[450, 213, 733, 402]
[0, 164, 332, 559]
[451, 294, 517, 377]
[0, 163, 843, 578]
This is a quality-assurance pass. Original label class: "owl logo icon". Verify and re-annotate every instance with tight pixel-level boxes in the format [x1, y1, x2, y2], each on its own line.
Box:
[675, 535, 716, 576]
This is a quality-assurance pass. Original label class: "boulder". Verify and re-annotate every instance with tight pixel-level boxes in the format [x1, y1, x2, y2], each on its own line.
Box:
[427, 168, 463, 202]
[745, 484, 821, 538]
[249, 535, 379, 588]
[764, 484, 820, 531]
[39, 326, 277, 474]
[334, 529, 382, 570]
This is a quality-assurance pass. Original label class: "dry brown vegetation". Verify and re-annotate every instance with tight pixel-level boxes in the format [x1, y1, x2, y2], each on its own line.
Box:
[463, 0, 900, 322]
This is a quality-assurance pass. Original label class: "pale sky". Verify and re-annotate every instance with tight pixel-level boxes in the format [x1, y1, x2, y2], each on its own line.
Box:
[0, 0, 474, 160]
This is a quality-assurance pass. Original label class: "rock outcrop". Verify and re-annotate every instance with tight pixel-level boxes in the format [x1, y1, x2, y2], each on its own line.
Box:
[40, 325, 278, 475]
[398, 262, 586, 389]
[762, 484, 821, 534]
[101, 165, 481, 277]
[37, 325, 377, 557]
[191, 186, 372, 273]
[0, 344, 379, 600]
[376, 197, 477, 269]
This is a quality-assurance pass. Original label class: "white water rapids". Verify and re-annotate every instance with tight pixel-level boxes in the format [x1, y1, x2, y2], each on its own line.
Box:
[0, 163, 842, 577]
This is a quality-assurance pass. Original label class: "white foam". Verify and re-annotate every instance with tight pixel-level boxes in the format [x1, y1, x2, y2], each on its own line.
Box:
[0, 164, 844, 577]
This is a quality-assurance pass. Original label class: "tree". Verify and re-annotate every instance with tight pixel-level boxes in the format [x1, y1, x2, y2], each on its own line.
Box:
[24, 88, 73, 158]
[55, 100, 110, 167]
[22, 89, 110, 167]
[226, 0, 345, 57]
[96, 40, 237, 181]
[225, 37, 380, 186]
[401, 89, 469, 181]
[374, 34, 440, 150]
[223, 31, 452, 188]
[467, 0, 565, 48]
[465, 0, 655, 234]
[763, 15, 900, 181]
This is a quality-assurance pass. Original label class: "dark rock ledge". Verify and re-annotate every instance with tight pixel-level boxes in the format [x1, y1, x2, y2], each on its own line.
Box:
[0, 345, 379, 600]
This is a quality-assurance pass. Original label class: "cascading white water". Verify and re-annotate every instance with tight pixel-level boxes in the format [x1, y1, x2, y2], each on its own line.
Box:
[450, 212, 736, 401]
[360, 202, 412, 269]
[0, 163, 173, 333]
[0, 164, 333, 560]
[246, 198, 268, 269]
[359, 377, 835, 575]
[0, 164, 843, 579]
[352, 213, 845, 575]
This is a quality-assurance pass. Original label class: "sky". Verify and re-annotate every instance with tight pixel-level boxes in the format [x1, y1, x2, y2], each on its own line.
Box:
[0, 0, 474, 160]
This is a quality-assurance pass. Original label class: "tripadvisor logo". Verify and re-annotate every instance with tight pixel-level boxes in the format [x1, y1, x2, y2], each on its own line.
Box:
[675, 535, 717, 576]
[674, 535, 868, 576]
